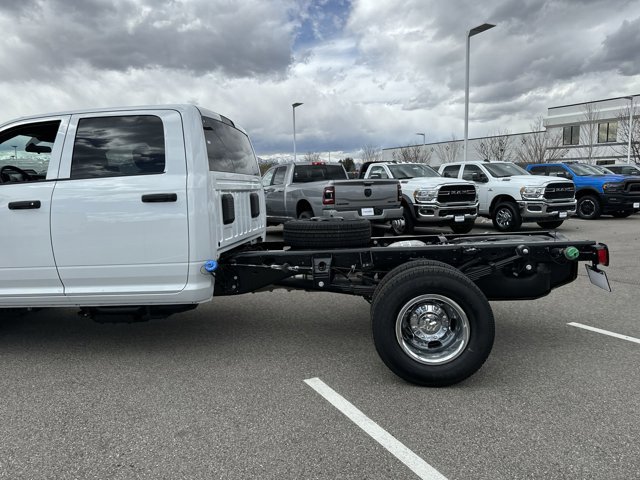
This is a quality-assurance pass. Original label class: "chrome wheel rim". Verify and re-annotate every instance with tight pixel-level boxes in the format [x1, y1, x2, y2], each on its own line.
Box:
[395, 294, 470, 365]
[495, 208, 513, 228]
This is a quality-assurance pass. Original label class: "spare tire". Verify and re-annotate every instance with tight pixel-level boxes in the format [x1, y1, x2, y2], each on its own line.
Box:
[283, 217, 371, 248]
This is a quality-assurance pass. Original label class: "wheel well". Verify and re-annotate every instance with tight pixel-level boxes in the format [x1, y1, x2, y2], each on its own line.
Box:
[400, 195, 416, 218]
[489, 195, 517, 215]
[296, 200, 313, 217]
[575, 189, 601, 200]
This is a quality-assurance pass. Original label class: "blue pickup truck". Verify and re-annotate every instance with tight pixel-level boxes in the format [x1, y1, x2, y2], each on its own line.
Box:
[526, 162, 640, 219]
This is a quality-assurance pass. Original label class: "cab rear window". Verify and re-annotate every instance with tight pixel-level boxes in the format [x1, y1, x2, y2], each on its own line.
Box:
[203, 116, 259, 176]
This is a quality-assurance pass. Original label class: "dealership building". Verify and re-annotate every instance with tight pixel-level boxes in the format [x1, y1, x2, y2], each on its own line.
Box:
[382, 94, 638, 167]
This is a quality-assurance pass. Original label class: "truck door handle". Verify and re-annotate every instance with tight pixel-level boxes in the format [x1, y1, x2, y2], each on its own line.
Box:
[141, 193, 177, 203]
[8, 200, 41, 210]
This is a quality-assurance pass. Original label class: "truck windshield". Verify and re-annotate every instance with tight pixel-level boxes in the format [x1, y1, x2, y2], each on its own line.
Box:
[387, 163, 439, 179]
[483, 163, 528, 177]
[569, 163, 604, 176]
[292, 164, 347, 182]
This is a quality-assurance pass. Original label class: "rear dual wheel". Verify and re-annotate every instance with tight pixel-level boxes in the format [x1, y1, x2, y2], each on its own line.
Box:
[371, 261, 494, 387]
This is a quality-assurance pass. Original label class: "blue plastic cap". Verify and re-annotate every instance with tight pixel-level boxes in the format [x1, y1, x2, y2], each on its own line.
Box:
[204, 260, 218, 272]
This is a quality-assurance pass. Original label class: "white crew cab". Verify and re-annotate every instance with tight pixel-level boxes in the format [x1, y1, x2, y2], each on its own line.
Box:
[0, 105, 264, 308]
[360, 161, 478, 234]
[438, 161, 577, 231]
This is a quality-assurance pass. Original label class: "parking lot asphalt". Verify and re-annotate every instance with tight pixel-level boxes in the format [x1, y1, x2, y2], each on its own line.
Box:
[1, 216, 639, 479]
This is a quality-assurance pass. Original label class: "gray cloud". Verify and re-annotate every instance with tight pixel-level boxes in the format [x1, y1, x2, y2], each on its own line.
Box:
[0, 0, 295, 78]
[587, 16, 640, 75]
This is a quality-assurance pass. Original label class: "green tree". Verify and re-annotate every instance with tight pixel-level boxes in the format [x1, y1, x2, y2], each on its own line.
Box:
[341, 157, 355, 172]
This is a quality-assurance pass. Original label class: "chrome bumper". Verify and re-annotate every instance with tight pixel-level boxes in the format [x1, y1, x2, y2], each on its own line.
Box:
[517, 199, 577, 219]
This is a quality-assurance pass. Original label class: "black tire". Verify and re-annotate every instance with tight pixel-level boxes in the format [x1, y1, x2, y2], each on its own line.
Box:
[611, 210, 633, 218]
[492, 201, 522, 232]
[371, 264, 495, 387]
[390, 206, 415, 235]
[536, 220, 564, 229]
[576, 195, 601, 220]
[371, 259, 454, 306]
[283, 217, 371, 249]
[450, 222, 474, 234]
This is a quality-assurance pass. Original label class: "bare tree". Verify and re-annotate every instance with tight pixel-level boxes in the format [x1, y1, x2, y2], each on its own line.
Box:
[579, 102, 600, 164]
[361, 144, 383, 163]
[613, 103, 640, 163]
[515, 117, 568, 163]
[303, 151, 321, 163]
[474, 129, 513, 161]
[391, 145, 432, 164]
[434, 134, 462, 164]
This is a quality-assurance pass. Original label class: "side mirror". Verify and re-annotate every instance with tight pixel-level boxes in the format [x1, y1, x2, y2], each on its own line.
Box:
[558, 171, 573, 179]
[472, 172, 488, 183]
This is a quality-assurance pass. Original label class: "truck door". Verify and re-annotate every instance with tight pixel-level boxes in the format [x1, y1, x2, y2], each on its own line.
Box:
[462, 164, 490, 211]
[263, 166, 288, 217]
[0, 117, 69, 301]
[50, 110, 189, 296]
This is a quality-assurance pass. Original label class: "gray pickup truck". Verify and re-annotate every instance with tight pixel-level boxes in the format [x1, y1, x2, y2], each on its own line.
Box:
[262, 162, 402, 224]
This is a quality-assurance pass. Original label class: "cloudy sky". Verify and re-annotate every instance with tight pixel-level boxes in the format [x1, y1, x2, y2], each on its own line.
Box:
[1, 0, 639, 160]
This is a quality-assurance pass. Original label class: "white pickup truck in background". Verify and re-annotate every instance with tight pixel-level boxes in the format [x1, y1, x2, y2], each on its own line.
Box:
[360, 161, 478, 234]
[439, 161, 577, 232]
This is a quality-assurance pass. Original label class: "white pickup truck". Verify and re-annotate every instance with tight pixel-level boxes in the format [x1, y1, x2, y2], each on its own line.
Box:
[0, 105, 610, 387]
[360, 161, 478, 234]
[439, 161, 577, 231]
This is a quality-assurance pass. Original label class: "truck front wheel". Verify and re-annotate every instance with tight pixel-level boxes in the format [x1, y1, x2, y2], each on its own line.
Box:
[576, 195, 601, 219]
[390, 206, 415, 235]
[371, 264, 495, 387]
[492, 202, 522, 232]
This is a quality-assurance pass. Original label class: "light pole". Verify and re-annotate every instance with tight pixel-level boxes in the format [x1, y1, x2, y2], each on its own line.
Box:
[464, 23, 495, 162]
[625, 96, 634, 164]
[292, 102, 303, 162]
[416, 132, 425, 146]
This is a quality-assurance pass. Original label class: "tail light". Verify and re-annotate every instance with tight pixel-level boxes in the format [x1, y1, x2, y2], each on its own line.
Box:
[323, 186, 335, 205]
[397, 183, 402, 202]
[594, 243, 609, 266]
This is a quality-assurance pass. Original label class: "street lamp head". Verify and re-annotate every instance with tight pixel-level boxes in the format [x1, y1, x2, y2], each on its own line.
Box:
[469, 23, 495, 37]
[292, 102, 303, 108]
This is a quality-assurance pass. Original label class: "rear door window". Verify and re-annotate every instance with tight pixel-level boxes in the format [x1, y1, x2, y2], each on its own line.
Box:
[528, 166, 548, 176]
[70, 115, 165, 179]
[441, 165, 460, 178]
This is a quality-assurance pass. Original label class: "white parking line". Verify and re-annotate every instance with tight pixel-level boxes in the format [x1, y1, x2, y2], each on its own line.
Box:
[568, 322, 640, 344]
[304, 377, 448, 480]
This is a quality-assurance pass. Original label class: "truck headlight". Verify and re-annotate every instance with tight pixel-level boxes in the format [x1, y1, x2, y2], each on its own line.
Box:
[603, 182, 624, 193]
[414, 188, 438, 203]
[520, 186, 545, 200]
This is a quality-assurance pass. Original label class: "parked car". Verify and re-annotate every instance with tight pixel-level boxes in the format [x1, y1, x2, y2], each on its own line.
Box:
[359, 161, 478, 234]
[526, 162, 640, 219]
[262, 162, 402, 225]
[605, 164, 640, 176]
[439, 161, 576, 231]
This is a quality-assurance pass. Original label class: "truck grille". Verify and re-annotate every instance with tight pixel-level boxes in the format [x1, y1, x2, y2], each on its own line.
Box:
[437, 185, 476, 203]
[626, 181, 640, 192]
[544, 183, 575, 200]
